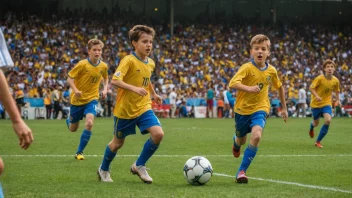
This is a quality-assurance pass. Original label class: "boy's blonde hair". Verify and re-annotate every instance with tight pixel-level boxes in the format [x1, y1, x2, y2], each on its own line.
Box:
[87, 39, 104, 50]
[129, 25, 155, 49]
[323, 59, 336, 68]
[250, 34, 271, 49]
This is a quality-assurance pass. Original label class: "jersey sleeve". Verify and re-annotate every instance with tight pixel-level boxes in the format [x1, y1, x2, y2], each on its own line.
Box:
[68, 61, 84, 79]
[271, 68, 282, 90]
[229, 65, 248, 88]
[112, 57, 131, 81]
[310, 76, 321, 89]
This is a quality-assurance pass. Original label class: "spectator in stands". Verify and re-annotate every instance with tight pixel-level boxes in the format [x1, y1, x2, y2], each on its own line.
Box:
[169, 88, 177, 118]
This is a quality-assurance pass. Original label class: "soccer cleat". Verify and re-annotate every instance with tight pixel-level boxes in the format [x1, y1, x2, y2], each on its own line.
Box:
[309, 130, 314, 138]
[232, 145, 241, 158]
[130, 162, 153, 184]
[315, 142, 323, 148]
[236, 170, 248, 184]
[97, 167, 113, 182]
[75, 153, 85, 160]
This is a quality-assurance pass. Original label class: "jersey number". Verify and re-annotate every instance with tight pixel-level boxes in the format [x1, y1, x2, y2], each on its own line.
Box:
[142, 77, 149, 86]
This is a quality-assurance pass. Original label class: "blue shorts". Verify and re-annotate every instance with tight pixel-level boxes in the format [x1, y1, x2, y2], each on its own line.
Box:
[69, 100, 98, 123]
[114, 110, 161, 139]
[234, 111, 267, 137]
[311, 106, 332, 120]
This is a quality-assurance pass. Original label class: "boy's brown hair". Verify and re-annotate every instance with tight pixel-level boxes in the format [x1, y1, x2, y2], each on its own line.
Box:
[323, 59, 336, 68]
[87, 39, 104, 50]
[250, 34, 271, 49]
[129, 25, 155, 49]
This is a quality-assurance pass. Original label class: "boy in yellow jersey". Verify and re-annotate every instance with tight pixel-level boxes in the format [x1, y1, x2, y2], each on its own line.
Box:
[97, 25, 164, 184]
[308, 59, 340, 148]
[66, 39, 109, 160]
[229, 34, 288, 184]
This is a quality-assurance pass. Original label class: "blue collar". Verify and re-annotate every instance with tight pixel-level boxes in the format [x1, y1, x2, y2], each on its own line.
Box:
[251, 60, 268, 71]
[87, 58, 100, 67]
[132, 52, 148, 64]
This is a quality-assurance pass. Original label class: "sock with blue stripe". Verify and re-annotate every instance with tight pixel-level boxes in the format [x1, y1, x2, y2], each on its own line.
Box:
[76, 129, 92, 154]
[317, 124, 329, 142]
[136, 138, 159, 166]
[237, 144, 258, 176]
[100, 145, 117, 171]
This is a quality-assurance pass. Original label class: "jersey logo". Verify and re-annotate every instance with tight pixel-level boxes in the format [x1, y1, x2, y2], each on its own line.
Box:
[266, 76, 271, 83]
[114, 71, 121, 77]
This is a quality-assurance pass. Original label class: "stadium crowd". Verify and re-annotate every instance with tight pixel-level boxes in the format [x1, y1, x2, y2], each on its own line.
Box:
[0, 12, 351, 118]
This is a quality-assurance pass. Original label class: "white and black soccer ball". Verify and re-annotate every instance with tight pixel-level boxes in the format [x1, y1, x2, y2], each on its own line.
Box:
[183, 156, 213, 185]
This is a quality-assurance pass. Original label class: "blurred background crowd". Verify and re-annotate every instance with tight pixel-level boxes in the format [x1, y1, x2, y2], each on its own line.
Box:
[0, 9, 351, 119]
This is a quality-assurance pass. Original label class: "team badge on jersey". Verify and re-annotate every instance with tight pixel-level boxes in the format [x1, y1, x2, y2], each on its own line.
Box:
[114, 71, 121, 77]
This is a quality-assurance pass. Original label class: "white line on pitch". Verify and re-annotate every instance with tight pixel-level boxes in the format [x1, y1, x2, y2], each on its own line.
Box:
[214, 173, 352, 194]
[1, 154, 352, 157]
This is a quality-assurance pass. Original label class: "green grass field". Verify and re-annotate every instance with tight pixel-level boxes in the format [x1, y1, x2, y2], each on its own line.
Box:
[0, 118, 351, 198]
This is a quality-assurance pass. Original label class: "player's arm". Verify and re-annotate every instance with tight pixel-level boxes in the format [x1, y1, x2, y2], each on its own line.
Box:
[229, 66, 260, 93]
[278, 85, 288, 122]
[101, 69, 109, 99]
[309, 77, 322, 101]
[111, 79, 147, 96]
[334, 80, 341, 106]
[0, 70, 33, 149]
[149, 83, 162, 105]
[67, 62, 83, 97]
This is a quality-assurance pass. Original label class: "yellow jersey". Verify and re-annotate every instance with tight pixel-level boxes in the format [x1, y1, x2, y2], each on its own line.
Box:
[112, 53, 155, 119]
[68, 59, 108, 105]
[229, 61, 282, 115]
[310, 74, 340, 108]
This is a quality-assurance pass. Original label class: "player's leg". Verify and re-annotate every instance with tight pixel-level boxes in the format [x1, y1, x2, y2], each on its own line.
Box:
[131, 110, 163, 184]
[315, 106, 332, 148]
[309, 108, 321, 138]
[236, 111, 266, 184]
[66, 105, 82, 132]
[75, 113, 94, 159]
[232, 113, 249, 158]
[98, 134, 125, 182]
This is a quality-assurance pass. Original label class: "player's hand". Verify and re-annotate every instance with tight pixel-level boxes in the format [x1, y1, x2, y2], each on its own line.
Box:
[247, 85, 261, 93]
[74, 90, 82, 98]
[316, 96, 322, 102]
[281, 109, 288, 123]
[154, 94, 163, 105]
[101, 89, 107, 100]
[12, 119, 34, 150]
[132, 87, 148, 96]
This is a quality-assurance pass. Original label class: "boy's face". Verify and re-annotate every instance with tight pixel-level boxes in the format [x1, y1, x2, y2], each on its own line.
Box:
[133, 33, 153, 57]
[88, 44, 102, 60]
[250, 41, 270, 66]
[324, 63, 335, 75]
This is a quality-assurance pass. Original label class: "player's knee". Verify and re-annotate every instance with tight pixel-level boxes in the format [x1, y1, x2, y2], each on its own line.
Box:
[324, 119, 331, 125]
[152, 131, 164, 144]
[110, 142, 124, 151]
[85, 119, 94, 130]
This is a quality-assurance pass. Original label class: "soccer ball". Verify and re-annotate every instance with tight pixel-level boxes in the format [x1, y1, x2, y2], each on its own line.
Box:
[183, 156, 213, 185]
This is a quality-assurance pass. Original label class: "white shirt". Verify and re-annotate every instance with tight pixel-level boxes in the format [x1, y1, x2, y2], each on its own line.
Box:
[169, 91, 177, 105]
[298, 88, 307, 104]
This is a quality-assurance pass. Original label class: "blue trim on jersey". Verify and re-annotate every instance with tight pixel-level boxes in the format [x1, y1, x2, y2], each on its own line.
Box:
[234, 111, 267, 137]
[132, 52, 148, 64]
[87, 58, 101, 67]
[69, 100, 98, 123]
[311, 105, 332, 120]
[251, 60, 268, 71]
[113, 110, 161, 139]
